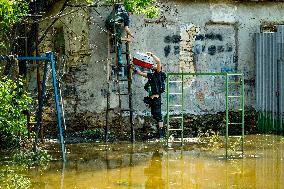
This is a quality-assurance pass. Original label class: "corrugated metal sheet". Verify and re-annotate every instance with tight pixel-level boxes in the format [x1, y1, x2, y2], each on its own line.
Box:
[277, 25, 284, 132]
[255, 26, 284, 134]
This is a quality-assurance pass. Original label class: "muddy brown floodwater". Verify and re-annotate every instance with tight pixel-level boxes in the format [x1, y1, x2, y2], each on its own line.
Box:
[2, 134, 284, 189]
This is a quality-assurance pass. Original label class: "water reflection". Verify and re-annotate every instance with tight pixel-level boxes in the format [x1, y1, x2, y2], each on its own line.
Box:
[1, 135, 284, 188]
[60, 162, 65, 189]
[144, 149, 165, 189]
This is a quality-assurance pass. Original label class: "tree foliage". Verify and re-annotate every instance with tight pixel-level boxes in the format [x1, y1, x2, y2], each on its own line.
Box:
[106, 0, 160, 18]
[0, 0, 28, 49]
[0, 77, 33, 149]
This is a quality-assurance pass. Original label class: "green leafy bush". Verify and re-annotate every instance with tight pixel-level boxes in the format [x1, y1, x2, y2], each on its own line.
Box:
[0, 77, 33, 149]
[0, 0, 28, 49]
[197, 129, 223, 151]
[0, 169, 31, 189]
[105, 0, 160, 18]
[13, 148, 52, 167]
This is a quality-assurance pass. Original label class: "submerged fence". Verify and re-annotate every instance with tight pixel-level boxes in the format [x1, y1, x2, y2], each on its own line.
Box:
[255, 25, 284, 135]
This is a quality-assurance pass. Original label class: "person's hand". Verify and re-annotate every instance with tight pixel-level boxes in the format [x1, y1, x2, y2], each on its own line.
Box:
[146, 52, 153, 56]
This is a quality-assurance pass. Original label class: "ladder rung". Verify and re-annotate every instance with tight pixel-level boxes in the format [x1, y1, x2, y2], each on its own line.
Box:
[228, 82, 241, 84]
[169, 105, 182, 107]
[172, 140, 183, 143]
[119, 79, 129, 82]
[169, 81, 183, 83]
[228, 96, 241, 98]
[169, 93, 182, 95]
[121, 37, 131, 42]
[169, 129, 183, 131]
[116, 93, 130, 95]
[171, 116, 183, 119]
[228, 123, 242, 125]
[229, 135, 243, 138]
[227, 73, 242, 76]
[121, 109, 132, 112]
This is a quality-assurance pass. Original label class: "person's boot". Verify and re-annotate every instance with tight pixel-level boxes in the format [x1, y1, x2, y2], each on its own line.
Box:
[159, 127, 165, 139]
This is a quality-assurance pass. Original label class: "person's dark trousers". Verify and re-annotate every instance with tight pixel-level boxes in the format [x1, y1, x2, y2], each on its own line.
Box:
[117, 42, 123, 67]
[150, 97, 164, 139]
[114, 27, 123, 67]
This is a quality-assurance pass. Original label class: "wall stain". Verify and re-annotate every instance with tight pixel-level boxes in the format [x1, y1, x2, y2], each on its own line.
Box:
[164, 35, 181, 43]
[172, 35, 181, 43]
[208, 45, 216, 55]
[164, 35, 172, 43]
[164, 45, 171, 57]
[226, 43, 233, 52]
[217, 45, 225, 53]
[195, 33, 223, 41]
[174, 46, 180, 55]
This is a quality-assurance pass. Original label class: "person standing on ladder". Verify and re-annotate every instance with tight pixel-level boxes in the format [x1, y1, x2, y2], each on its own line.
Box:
[105, 4, 134, 69]
[132, 52, 166, 139]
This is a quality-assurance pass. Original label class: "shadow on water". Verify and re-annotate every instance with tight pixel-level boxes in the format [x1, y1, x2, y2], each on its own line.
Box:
[1, 134, 284, 188]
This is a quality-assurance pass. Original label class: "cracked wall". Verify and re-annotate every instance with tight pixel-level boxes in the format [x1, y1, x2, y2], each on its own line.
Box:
[36, 0, 284, 130]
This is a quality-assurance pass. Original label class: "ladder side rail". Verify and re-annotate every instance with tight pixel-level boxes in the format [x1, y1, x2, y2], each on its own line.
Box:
[181, 72, 184, 146]
[241, 74, 245, 156]
[125, 39, 135, 142]
[225, 73, 229, 159]
[166, 73, 170, 145]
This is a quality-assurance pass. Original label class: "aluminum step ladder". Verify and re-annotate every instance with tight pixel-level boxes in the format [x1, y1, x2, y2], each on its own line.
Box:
[225, 73, 245, 158]
[166, 74, 184, 145]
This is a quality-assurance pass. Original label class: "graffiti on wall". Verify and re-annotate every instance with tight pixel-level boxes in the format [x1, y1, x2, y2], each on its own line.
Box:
[166, 24, 238, 114]
[163, 34, 181, 57]
[193, 33, 234, 54]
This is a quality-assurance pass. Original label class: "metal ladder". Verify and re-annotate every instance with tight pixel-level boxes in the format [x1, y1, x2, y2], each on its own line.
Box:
[166, 73, 184, 145]
[105, 34, 134, 142]
[225, 73, 245, 158]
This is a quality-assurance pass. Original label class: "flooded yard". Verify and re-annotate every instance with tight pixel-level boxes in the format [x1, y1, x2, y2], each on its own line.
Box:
[1, 134, 284, 189]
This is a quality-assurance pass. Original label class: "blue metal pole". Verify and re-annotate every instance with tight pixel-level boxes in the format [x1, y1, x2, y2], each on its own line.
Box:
[17, 56, 50, 61]
[49, 52, 66, 162]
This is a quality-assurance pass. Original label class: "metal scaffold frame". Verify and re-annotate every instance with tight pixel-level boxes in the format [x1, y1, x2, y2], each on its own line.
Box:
[17, 52, 66, 162]
[166, 72, 245, 159]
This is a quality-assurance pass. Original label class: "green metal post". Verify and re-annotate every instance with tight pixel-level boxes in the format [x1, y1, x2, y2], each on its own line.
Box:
[165, 72, 244, 156]
[166, 74, 170, 145]
[225, 73, 229, 159]
[181, 73, 184, 146]
[241, 74, 245, 156]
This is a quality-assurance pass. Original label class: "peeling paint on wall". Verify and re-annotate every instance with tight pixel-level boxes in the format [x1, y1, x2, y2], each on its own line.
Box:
[210, 4, 237, 23]
[179, 24, 199, 85]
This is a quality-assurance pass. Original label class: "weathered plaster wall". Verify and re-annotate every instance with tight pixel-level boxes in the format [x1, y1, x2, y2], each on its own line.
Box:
[38, 0, 284, 129]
